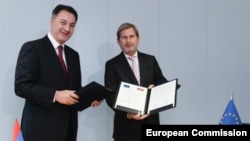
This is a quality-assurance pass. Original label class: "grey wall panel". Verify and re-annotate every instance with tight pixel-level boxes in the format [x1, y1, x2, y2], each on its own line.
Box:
[207, 0, 250, 124]
[159, 0, 209, 124]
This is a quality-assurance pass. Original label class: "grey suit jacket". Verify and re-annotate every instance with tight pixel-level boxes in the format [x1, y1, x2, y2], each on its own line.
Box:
[14, 35, 81, 141]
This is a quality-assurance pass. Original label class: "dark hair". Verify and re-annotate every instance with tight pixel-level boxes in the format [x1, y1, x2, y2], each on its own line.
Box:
[116, 23, 139, 40]
[52, 4, 78, 22]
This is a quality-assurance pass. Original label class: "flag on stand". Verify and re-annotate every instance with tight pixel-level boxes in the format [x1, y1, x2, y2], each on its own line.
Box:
[12, 119, 24, 141]
[219, 96, 242, 125]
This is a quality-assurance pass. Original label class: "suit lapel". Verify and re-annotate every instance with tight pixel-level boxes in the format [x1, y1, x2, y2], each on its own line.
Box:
[137, 52, 147, 85]
[43, 36, 69, 83]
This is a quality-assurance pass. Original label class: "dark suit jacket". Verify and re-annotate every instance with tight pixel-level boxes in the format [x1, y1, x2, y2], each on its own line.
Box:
[14, 35, 81, 141]
[105, 51, 168, 141]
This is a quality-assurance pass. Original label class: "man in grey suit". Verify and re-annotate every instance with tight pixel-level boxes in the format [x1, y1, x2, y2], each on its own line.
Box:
[14, 4, 101, 141]
[105, 23, 180, 141]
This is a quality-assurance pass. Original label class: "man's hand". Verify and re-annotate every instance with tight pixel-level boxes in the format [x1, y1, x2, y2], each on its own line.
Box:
[91, 100, 103, 107]
[55, 90, 79, 105]
[127, 112, 149, 120]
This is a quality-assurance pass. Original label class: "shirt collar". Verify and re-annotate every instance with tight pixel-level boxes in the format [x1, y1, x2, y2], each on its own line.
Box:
[47, 32, 64, 49]
[124, 52, 138, 58]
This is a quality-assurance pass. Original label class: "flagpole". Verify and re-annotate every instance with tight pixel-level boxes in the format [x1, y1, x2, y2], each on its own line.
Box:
[231, 93, 234, 100]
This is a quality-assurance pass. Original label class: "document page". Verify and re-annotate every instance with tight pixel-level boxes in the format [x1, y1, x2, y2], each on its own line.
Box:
[147, 79, 177, 114]
[114, 82, 148, 114]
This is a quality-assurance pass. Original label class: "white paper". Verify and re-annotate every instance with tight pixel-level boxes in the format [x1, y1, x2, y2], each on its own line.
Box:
[148, 79, 177, 114]
[114, 79, 177, 115]
[114, 82, 148, 114]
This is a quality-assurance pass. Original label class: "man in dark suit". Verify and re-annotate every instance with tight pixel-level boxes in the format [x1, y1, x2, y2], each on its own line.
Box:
[105, 23, 179, 141]
[14, 4, 101, 141]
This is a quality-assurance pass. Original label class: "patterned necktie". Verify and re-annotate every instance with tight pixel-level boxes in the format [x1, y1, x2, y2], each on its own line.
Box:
[58, 46, 68, 79]
[129, 56, 140, 84]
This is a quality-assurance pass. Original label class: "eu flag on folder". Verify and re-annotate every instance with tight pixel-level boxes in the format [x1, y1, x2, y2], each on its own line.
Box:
[219, 98, 242, 125]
